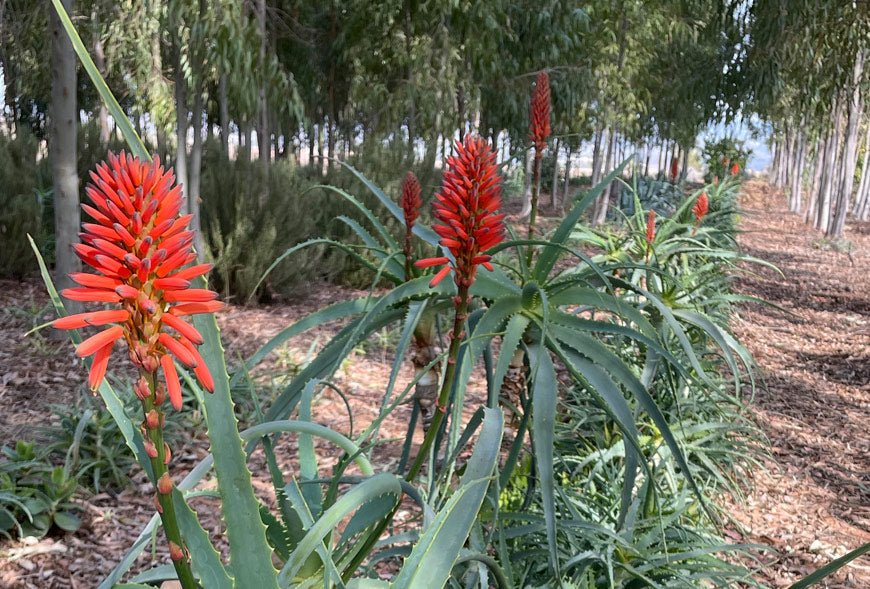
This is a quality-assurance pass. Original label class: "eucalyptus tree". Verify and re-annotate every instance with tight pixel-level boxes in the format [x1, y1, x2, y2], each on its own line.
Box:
[49, 0, 81, 309]
[747, 0, 870, 238]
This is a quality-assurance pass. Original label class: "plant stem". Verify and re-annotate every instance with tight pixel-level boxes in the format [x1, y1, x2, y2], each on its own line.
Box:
[144, 374, 198, 589]
[343, 287, 469, 582]
[405, 285, 468, 482]
[526, 150, 543, 267]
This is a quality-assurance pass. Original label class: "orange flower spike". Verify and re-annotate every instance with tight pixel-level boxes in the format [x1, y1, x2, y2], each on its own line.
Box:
[414, 136, 505, 291]
[54, 151, 219, 397]
[529, 71, 551, 152]
[730, 162, 740, 175]
[693, 192, 709, 224]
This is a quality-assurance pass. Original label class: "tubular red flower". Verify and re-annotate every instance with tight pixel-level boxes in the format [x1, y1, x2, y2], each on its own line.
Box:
[76, 326, 124, 357]
[54, 151, 219, 397]
[414, 135, 505, 289]
[53, 309, 130, 330]
[161, 354, 183, 411]
[529, 71, 551, 152]
[693, 192, 709, 224]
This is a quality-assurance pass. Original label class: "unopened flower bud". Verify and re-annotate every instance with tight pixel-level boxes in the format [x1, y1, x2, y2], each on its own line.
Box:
[169, 541, 184, 562]
[141, 354, 159, 373]
[134, 376, 151, 400]
[144, 439, 158, 458]
[163, 442, 172, 465]
[144, 410, 160, 430]
[157, 472, 173, 495]
[154, 383, 166, 406]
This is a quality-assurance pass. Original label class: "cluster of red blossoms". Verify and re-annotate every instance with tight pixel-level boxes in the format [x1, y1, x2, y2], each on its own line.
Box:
[400, 172, 422, 275]
[400, 172, 422, 232]
[670, 157, 680, 183]
[693, 191, 709, 224]
[646, 209, 656, 245]
[54, 152, 221, 410]
[529, 71, 551, 152]
[415, 136, 505, 290]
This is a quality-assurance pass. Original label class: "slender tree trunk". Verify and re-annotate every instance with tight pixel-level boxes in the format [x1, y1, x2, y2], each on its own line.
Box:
[591, 124, 604, 185]
[173, 31, 189, 208]
[189, 88, 205, 258]
[562, 142, 573, 211]
[550, 138, 560, 208]
[256, 0, 269, 173]
[768, 138, 779, 184]
[593, 127, 617, 225]
[519, 147, 534, 218]
[681, 144, 689, 181]
[50, 0, 81, 313]
[218, 75, 230, 156]
[790, 129, 807, 213]
[91, 10, 110, 145]
[643, 142, 651, 177]
[853, 123, 870, 218]
[828, 50, 864, 238]
[817, 101, 842, 231]
[805, 137, 825, 224]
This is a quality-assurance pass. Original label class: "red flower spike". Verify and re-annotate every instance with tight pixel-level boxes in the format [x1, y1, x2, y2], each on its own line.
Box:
[529, 71, 551, 152]
[414, 136, 505, 289]
[53, 151, 219, 397]
[670, 157, 679, 183]
[730, 162, 740, 175]
[401, 172, 422, 231]
[693, 192, 709, 224]
[646, 210, 656, 245]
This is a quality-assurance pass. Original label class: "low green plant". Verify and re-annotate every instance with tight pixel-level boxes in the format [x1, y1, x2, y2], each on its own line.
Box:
[0, 441, 81, 539]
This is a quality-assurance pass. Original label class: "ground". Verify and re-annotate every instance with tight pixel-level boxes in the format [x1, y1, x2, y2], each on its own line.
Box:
[0, 180, 867, 587]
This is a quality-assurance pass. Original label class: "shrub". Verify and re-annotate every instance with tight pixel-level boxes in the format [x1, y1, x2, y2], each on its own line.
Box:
[703, 136, 751, 181]
[200, 149, 343, 301]
[0, 130, 51, 277]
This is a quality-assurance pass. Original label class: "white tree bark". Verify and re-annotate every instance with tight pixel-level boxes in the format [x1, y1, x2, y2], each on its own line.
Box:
[816, 101, 842, 231]
[828, 50, 865, 238]
[853, 123, 870, 218]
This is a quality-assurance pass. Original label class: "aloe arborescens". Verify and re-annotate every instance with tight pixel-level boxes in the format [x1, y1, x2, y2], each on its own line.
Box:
[54, 151, 220, 588]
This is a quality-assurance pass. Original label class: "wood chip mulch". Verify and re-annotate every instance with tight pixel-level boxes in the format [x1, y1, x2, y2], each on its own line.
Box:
[726, 179, 870, 587]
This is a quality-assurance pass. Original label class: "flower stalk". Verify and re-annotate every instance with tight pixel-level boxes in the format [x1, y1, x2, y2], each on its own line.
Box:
[409, 135, 505, 479]
[142, 372, 198, 589]
[526, 71, 551, 265]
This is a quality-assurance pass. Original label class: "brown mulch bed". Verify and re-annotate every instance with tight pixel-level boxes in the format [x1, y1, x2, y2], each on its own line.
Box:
[728, 180, 870, 587]
[0, 182, 868, 587]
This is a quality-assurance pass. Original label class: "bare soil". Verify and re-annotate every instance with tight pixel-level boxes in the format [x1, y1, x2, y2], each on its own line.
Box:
[0, 180, 867, 587]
